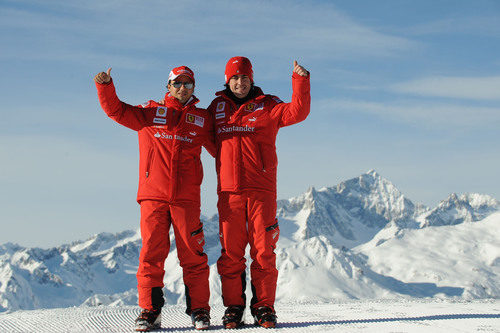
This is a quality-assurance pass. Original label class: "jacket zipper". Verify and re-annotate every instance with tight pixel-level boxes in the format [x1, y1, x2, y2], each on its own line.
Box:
[258, 144, 266, 172]
[145, 148, 155, 178]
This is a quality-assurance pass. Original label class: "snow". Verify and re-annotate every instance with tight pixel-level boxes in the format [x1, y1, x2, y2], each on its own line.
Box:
[357, 211, 500, 299]
[0, 300, 498, 332]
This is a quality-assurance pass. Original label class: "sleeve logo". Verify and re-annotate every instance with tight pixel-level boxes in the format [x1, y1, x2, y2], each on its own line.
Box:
[153, 117, 167, 124]
[216, 101, 226, 112]
[156, 107, 167, 117]
[272, 97, 283, 104]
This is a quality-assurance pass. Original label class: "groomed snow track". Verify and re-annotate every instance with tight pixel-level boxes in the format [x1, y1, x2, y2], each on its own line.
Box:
[0, 300, 498, 332]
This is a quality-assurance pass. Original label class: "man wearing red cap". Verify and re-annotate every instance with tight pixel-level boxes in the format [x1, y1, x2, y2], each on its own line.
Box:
[94, 66, 214, 331]
[207, 57, 310, 328]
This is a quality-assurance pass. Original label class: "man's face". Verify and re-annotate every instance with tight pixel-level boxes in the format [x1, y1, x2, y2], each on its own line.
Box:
[228, 74, 251, 98]
[168, 75, 195, 104]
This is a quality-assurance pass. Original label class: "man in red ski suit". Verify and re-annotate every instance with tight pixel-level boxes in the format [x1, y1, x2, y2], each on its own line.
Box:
[207, 57, 310, 328]
[94, 66, 214, 331]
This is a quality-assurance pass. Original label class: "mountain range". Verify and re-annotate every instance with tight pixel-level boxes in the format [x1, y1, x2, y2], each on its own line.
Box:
[1, 170, 499, 312]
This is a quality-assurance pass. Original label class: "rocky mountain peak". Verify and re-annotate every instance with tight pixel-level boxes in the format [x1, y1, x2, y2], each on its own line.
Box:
[420, 192, 500, 227]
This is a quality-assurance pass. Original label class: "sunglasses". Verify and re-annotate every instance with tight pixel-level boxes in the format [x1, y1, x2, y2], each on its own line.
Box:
[170, 82, 194, 89]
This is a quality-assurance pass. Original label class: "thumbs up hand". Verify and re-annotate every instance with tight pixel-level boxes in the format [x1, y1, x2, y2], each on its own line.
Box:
[94, 67, 112, 84]
[293, 60, 309, 77]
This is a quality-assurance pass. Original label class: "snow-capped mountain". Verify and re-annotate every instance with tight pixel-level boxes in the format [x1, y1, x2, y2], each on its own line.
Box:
[1, 171, 499, 312]
[277, 170, 425, 247]
[418, 192, 500, 227]
[0, 230, 142, 312]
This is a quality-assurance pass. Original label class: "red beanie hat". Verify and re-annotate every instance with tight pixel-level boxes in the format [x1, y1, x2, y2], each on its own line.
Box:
[225, 56, 253, 84]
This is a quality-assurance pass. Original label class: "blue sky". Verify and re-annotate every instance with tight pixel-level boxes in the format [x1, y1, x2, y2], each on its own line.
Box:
[1, 0, 499, 247]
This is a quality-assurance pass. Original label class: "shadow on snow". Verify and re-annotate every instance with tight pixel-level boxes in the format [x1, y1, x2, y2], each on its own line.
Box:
[279, 313, 500, 329]
[147, 313, 500, 331]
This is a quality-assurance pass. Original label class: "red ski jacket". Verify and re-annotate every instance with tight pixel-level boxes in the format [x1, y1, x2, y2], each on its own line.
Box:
[207, 72, 310, 194]
[96, 80, 215, 204]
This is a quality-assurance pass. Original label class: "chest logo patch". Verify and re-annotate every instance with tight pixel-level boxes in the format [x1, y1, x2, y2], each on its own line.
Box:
[245, 103, 255, 112]
[186, 113, 205, 128]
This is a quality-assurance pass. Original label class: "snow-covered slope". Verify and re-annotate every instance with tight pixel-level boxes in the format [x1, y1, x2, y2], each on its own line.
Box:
[1, 300, 499, 333]
[0, 171, 499, 312]
[358, 212, 500, 299]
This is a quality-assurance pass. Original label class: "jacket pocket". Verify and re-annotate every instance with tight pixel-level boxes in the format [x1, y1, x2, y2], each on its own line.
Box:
[265, 218, 280, 250]
[190, 225, 206, 255]
[258, 143, 277, 172]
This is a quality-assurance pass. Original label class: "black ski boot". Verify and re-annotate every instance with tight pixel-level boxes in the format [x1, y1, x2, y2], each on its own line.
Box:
[135, 308, 161, 332]
[191, 308, 210, 330]
[252, 306, 277, 328]
[222, 305, 245, 329]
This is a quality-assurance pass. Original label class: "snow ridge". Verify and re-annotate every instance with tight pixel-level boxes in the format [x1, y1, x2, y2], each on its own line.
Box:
[419, 192, 499, 227]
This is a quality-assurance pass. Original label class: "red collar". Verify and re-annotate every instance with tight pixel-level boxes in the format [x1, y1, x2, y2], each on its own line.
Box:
[163, 93, 199, 109]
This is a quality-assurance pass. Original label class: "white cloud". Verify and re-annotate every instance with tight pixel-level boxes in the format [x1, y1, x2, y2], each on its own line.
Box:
[408, 16, 500, 36]
[390, 76, 500, 101]
[0, 0, 416, 67]
[318, 98, 500, 130]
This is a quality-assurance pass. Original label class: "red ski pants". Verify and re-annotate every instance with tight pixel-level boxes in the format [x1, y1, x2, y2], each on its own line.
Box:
[137, 200, 210, 313]
[216, 191, 280, 310]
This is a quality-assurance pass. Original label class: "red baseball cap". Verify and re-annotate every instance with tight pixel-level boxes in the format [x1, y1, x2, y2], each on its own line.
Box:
[225, 56, 253, 84]
[168, 66, 195, 83]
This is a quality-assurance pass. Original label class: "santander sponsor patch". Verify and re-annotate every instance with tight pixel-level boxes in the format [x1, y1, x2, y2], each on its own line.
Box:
[154, 131, 193, 143]
[217, 125, 255, 134]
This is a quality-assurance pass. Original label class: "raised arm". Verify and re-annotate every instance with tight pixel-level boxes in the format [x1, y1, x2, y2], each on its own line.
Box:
[271, 60, 311, 128]
[94, 68, 150, 131]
